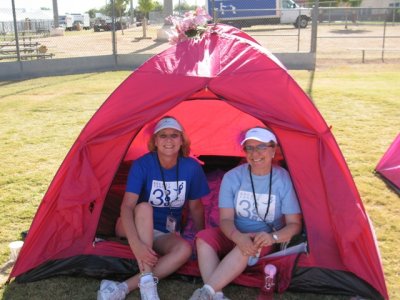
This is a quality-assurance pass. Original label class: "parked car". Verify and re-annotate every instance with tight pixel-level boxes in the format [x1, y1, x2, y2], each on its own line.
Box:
[73, 21, 83, 31]
[135, 18, 150, 27]
[94, 19, 111, 32]
[93, 19, 126, 32]
[386, 2, 400, 22]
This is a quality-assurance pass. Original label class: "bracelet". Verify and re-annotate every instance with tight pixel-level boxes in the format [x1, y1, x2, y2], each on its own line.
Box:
[229, 228, 237, 240]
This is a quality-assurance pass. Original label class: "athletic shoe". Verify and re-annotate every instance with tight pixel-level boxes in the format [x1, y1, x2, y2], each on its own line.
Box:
[97, 280, 128, 300]
[189, 287, 214, 300]
[213, 291, 230, 300]
[138, 276, 160, 300]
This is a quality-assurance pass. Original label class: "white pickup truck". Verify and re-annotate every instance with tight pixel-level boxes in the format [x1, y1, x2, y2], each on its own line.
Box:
[206, 0, 312, 28]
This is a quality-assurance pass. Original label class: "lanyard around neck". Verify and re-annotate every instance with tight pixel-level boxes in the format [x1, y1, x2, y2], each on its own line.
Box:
[249, 164, 273, 222]
[156, 153, 179, 211]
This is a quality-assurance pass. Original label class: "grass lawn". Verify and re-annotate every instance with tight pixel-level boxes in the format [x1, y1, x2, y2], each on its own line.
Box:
[0, 63, 399, 300]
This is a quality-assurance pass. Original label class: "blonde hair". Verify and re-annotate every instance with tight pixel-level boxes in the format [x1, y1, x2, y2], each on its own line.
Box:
[148, 116, 191, 157]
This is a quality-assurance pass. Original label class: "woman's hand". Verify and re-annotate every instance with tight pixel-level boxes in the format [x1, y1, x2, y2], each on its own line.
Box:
[253, 231, 275, 248]
[235, 232, 259, 257]
[133, 241, 158, 272]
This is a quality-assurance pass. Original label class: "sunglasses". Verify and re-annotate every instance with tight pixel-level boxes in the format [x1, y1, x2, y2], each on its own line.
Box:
[157, 133, 181, 139]
[244, 144, 274, 153]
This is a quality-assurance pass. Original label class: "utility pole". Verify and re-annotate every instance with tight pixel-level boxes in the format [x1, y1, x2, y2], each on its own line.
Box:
[307, 0, 319, 98]
[52, 0, 59, 27]
[130, 0, 134, 25]
[111, 0, 117, 57]
[11, 0, 21, 67]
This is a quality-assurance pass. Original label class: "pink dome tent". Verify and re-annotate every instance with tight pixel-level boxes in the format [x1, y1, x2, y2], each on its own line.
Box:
[9, 25, 387, 299]
[376, 133, 400, 194]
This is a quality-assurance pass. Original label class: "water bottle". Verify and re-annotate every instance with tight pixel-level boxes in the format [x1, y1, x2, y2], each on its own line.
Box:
[263, 264, 277, 292]
[257, 264, 276, 300]
[247, 249, 261, 266]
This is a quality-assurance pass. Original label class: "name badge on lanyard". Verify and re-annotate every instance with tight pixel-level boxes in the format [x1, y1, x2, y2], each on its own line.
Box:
[166, 215, 177, 233]
[156, 153, 180, 233]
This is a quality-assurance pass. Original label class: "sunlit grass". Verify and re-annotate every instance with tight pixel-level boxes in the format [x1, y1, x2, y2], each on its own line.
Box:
[0, 65, 399, 299]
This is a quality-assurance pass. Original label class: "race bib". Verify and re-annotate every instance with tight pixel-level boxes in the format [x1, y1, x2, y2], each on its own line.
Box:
[236, 190, 276, 222]
[149, 180, 186, 208]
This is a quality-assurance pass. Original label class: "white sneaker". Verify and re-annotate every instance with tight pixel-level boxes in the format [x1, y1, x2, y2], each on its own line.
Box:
[97, 280, 128, 300]
[189, 287, 214, 300]
[212, 292, 230, 300]
[138, 277, 160, 300]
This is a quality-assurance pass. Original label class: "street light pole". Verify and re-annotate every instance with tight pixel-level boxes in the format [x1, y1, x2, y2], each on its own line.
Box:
[11, 0, 21, 65]
[52, 0, 59, 28]
[130, 0, 134, 25]
[111, 0, 117, 57]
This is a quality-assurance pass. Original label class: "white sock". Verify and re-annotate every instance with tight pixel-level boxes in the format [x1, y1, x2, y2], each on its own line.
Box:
[215, 291, 224, 297]
[118, 282, 129, 294]
[203, 284, 216, 295]
[140, 273, 154, 284]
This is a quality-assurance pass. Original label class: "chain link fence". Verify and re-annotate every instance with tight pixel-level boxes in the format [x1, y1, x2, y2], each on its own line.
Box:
[317, 7, 400, 63]
[0, 3, 399, 67]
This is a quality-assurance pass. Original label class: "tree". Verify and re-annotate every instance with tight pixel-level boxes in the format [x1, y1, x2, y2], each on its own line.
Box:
[102, 0, 129, 34]
[153, 1, 163, 11]
[138, 0, 155, 38]
[115, 0, 129, 34]
[103, 0, 128, 18]
[337, 0, 362, 7]
[174, 1, 198, 14]
[87, 9, 98, 19]
[336, 0, 361, 28]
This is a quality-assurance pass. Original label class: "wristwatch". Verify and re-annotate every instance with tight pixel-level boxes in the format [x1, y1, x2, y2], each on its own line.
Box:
[272, 233, 279, 243]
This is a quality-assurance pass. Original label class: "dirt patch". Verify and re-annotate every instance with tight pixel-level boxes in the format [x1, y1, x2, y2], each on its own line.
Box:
[0, 260, 13, 286]
[329, 29, 371, 34]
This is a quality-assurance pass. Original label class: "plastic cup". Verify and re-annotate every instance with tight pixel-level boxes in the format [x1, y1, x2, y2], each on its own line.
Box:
[9, 240, 24, 261]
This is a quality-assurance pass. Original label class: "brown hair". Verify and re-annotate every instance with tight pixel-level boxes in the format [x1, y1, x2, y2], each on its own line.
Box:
[147, 116, 191, 157]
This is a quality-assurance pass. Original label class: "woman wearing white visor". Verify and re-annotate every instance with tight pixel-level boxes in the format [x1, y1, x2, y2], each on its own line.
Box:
[189, 127, 302, 300]
[98, 116, 210, 300]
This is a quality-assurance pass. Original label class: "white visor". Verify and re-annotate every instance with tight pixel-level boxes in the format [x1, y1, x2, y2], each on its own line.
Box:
[154, 117, 183, 134]
[240, 128, 277, 145]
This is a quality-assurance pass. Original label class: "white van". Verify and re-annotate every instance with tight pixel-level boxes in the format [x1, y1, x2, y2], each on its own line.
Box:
[206, 0, 312, 28]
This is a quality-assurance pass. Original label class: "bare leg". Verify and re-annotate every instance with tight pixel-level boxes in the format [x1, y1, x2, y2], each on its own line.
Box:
[196, 237, 221, 283]
[151, 233, 192, 279]
[123, 232, 192, 290]
[205, 246, 248, 292]
[115, 202, 155, 291]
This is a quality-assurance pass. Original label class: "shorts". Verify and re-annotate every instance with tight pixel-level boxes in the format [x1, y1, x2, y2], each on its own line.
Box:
[153, 229, 170, 240]
[196, 227, 274, 258]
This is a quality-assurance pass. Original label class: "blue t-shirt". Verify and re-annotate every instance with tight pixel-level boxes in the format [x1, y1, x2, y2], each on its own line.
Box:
[219, 163, 301, 233]
[126, 152, 210, 232]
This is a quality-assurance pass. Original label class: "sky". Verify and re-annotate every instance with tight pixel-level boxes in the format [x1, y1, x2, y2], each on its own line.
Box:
[3, 0, 205, 15]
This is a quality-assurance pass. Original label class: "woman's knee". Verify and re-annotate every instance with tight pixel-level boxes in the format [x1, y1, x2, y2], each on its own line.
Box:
[166, 236, 192, 260]
[134, 202, 153, 219]
[176, 238, 192, 258]
[196, 237, 209, 250]
[115, 202, 153, 237]
[196, 237, 217, 257]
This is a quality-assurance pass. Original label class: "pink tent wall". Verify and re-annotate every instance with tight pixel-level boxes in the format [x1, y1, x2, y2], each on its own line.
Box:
[376, 133, 400, 192]
[10, 24, 387, 299]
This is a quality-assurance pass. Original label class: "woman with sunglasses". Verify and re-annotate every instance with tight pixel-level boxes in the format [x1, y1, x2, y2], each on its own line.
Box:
[98, 116, 210, 300]
[189, 127, 302, 300]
